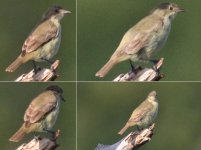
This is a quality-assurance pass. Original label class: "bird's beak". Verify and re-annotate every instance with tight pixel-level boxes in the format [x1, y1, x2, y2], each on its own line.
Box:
[176, 7, 185, 13]
[60, 9, 71, 14]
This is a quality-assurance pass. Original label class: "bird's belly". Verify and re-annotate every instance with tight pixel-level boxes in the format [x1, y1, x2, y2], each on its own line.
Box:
[33, 36, 61, 62]
[141, 26, 171, 60]
[138, 106, 158, 127]
[44, 106, 60, 130]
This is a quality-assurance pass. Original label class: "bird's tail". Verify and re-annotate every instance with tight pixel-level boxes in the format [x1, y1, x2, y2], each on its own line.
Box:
[118, 123, 130, 135]
[5, 55, 25, 72]
[9, 124, 27, 142]
[96, 59, 117, 77]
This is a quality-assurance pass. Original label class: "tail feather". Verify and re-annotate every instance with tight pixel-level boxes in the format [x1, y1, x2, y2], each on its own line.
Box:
[96, 59, 117, 77]
[9, 124, 26, 142]
[118, 123, 130, 135]
[5, 56, 24, 72]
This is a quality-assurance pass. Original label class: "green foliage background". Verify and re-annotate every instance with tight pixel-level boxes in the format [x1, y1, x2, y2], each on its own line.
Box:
[78, 0, 201, 81]
[78, 82, 201, 150]
[0, 83, 76, 150]
[0, 0, 75, 81]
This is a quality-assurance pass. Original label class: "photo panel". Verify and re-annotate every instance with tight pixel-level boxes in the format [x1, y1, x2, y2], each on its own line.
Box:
[77, 0, 201, 81]
[78, 82, 201, 150]
[0, 0, 76, 81]
[0, 82, 76, 150]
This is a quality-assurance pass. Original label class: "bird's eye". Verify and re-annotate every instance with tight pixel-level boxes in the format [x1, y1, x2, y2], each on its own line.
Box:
[55, 9, 59, 13]
[169, 6, 173, 10]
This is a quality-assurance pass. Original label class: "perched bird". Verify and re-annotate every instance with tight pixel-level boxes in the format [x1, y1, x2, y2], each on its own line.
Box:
[5, 6, 71, 72]
[118, 91, 158, 135]
[96, 2, 184, 77]
[9, 85, 65, 142]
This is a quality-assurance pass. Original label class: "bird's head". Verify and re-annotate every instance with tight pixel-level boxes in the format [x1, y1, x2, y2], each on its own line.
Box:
[152, 2, 184, 20]
[46, 85, 65, 101]
[147, 90, 157, 101]
[42, 5, 71, 21]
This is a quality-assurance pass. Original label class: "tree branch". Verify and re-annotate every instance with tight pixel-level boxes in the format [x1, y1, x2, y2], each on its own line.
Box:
[95, 124, 155, 150]
[16, 129, 60, 150]
[15, 60, 60, 82]
[113, 58, 164, 81]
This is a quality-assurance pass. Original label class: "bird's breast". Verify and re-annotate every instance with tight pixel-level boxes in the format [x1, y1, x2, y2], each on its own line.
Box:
[138, 102, 158, 127]
[42, 100, 60, 130]
[33, 27, 61, 62]
[142, 19, 171, 59]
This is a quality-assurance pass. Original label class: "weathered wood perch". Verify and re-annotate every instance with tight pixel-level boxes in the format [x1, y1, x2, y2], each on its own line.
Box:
[16, 129, 60, 150]
[113, 58, 164, 81]
[15, 60, 60, 82]
[95, 124, 155, 150]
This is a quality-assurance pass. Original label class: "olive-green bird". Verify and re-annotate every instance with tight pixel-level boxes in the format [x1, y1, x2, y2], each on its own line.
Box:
[5, 6, 71, 72]
[9, 85, 65, 142]
[118, 91, 158, 135]
[96, 2, 184, 77]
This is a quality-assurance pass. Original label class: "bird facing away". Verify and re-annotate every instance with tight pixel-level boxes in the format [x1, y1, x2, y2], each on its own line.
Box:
[5, 6, 71, 72]
[96, 2, 184, 77]
[9, 85, 65, 142]
[118, 91, 158, 135]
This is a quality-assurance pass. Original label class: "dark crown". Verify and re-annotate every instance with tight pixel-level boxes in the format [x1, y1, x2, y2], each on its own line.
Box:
[42, 5, 63, 20]
[46, 85, 63, 94]
[157, 2, 171, 9]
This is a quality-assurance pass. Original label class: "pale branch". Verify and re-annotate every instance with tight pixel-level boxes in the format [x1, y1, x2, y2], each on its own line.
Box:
[113, 58, 164, 81]
[95, 124, 155, 150]
[15, 60, 60, 82]
[16, 130, 60, 150]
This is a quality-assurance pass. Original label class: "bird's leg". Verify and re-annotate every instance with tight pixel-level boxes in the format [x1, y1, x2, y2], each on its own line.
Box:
[41, 58, 57, 72]
[41, 58, 54, 65]
[43, 128, 55, 138]
[136, 125, 143, 131]
[33, 132, 40, 141]
[32, 61, 40, 74]
[129, 60, 137, 74]
[149, 59, 159, 72]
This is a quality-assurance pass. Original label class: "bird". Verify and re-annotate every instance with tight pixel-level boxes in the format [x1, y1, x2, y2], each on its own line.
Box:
[9, 85, 65, 142]
[96, 2, 184, 77]
[118, 91, 158, 135]
[5, 5, 71, 72]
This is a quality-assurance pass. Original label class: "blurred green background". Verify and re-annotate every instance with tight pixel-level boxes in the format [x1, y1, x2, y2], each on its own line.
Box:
[0, 0, 75, 81]
[0, 82, 76, 150]
[78, 82, 201, 150]
[78, 0, 200, 81]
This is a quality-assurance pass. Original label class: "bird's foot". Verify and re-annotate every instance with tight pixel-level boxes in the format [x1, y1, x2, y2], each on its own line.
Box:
[33, 135, 41, 141]
[149, 59, 160, 72]
[43, 128, 56, 138]
[32, 61, 41, 74]
[33, 66, 41, 74]
[129, 60, 137, 74]
[137, 126, 143, 131]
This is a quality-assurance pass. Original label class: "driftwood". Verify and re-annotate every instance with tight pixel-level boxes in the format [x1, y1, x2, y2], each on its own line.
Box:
[15, 60, 60, 82]
[95, 124, 155, 150]
[113, 58, 164, 81]
[16, 130, 60, 150]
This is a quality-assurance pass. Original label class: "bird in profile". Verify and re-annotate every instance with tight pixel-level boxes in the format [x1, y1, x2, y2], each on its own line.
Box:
[118, 91, 158, 135]
[5, 6, 71, 72]
[9, 85, 65, 142]
[96, 2, 184, 77]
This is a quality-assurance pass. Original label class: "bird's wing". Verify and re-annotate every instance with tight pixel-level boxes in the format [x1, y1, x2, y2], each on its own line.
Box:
[21, 20, 59, 55]
[128, 101, 153, 123]
[24, 91, 57, 124]
[114, 16, 163, 57]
